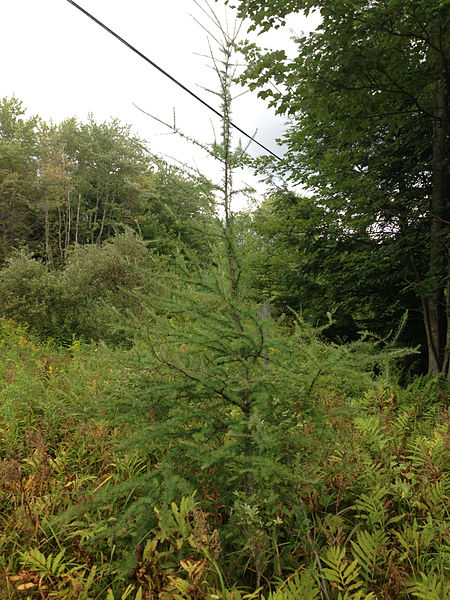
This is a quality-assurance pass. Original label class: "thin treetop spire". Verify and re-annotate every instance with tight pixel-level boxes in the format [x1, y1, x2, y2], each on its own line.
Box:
[65, 0, 283, 161]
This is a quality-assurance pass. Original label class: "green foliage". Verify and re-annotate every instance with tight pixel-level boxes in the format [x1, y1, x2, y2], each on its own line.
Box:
[0, 250, 57, 337]
[0, 315, 448, 598]
[0, 97, 40, 261]
[234, 0, 450, 376]
[409, 572, 449, 600]
[0, 98, 217, 267]
[351, 529, 387, 586]
[138, 160, 216, 258]
[0, 230, 152, 343]
[249, 193, 426, 362]
[0, 13, 449, 596]
[263, 570, 320, 600]
[74, 225, 422, 588]
[321, 546, 364, 598]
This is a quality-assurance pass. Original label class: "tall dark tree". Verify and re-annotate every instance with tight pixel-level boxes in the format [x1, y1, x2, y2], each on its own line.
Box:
[230, 0, 449, 376]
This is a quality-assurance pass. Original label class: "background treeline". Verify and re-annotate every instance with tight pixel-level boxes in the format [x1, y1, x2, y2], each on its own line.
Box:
[0, 95, 444, 373]
[0, 96, 220, 343]
[248, 193, 425, 360]
[236, 0, 449, 378]
[0, 96, 215, 265]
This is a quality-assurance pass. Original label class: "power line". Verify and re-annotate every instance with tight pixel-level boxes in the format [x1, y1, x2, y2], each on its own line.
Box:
[65, 0, 283, 161]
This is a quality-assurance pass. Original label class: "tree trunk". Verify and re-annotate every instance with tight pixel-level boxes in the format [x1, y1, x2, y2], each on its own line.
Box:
[64, 189, 71, 261]
[58, 205, 64, 261]
[44, 203, 53, 266]
[443, 252, 450, 379]
[424, 296, 444, 375]
[96, 202, 108, 245]
[426, 82, 448, 375]
[75, 193, 81, 244]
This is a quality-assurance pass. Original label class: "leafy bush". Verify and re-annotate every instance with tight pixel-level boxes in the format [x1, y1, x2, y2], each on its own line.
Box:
[0, 251, 59, 338]
[0, 230, 153, 344]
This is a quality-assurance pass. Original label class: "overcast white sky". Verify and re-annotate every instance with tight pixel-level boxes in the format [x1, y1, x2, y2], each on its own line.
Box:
[2, 1, 319, 208]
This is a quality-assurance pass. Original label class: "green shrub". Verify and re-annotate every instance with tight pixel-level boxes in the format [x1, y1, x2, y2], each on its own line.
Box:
[0, 230, 153, 344]
[0, 251, 59, 338]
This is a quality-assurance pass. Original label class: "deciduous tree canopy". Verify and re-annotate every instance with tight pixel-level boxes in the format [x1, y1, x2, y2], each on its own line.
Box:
[232, 0, 449, 376]
[0, 97, 216, 265]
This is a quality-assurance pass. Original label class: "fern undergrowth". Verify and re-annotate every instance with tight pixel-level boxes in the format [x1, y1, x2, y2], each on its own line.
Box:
[0, 313, 448, 599]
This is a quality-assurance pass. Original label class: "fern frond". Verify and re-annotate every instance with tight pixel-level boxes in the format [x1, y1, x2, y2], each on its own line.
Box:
[354, 487, 388, 528]
[354, 416, 391, 457]
[409, 572, 449, 600]
[351, 528, 388, 584]
[322, 546, 363, 594]
[263, 569, 320, 600]
[423, 479, 450, 516]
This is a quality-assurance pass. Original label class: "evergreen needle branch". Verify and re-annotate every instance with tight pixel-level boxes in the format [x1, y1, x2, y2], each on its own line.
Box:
[203, 423, 229, 444]
[145, 335, 246, 411]
[306, 367, 323, 397]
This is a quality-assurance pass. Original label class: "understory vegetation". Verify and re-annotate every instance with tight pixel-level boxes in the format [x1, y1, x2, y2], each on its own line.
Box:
[0, 301, 448, 599]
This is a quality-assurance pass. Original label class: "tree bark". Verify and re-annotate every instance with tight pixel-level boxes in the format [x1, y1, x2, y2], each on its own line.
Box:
[443, 249, 450, 378]
[75, 193, 81, 244]
[426, 80, 449, 375]
[64, 188, 71, 261]
[57, 205, 64, 261]
[96, 202, 108, 245]
[44, 203, 53, 266]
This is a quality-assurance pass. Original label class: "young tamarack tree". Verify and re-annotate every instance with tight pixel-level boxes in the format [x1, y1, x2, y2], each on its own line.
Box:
[80, 1, 415, 588]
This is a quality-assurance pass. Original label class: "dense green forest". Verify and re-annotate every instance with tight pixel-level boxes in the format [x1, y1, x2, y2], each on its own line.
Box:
[0, 0, 449, 599]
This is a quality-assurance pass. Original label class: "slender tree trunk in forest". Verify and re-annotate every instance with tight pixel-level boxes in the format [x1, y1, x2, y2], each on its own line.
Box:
[96, 202, 108, 245]
[423, 17, 450, 376]
[426, 80, 449, 375]
[443, 249, 450, 378]
[96, 184, 110, 245]
[92, 196, 100, 243]
[44, 203, 53, 266]
[64, 188, 71, 261]
[92, 171, 102, 243]
[58, 205, 64, 261]
[75, 193, 81, 245]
